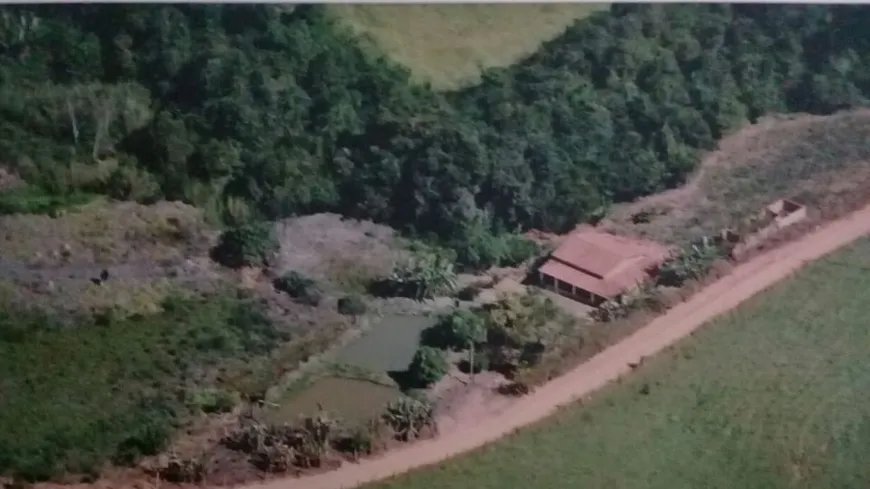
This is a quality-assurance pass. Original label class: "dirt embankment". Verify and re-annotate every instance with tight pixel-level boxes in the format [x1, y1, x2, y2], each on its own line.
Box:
[239, 202, 870, 489]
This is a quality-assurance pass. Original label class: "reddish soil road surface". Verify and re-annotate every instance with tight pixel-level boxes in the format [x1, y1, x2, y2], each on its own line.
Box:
[242, 203, 870, 489]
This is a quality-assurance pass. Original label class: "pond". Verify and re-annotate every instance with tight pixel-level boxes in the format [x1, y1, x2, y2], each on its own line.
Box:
[335, 315, 437, 372]
[267, 376, 401, 425]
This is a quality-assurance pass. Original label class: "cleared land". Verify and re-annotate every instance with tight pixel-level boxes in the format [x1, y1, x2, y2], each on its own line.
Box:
[605, 111, 870, 246]
[249, 200, 870, 489]
[330, 4, 607, 90]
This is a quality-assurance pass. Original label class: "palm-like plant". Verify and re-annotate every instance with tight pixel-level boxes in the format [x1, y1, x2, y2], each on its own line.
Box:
[382, 397, 436, 442]
[657, 237, 724, 287]
[388, 250, 458, 300]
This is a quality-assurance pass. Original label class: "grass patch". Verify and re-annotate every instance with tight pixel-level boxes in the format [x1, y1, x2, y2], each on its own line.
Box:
[0, 294, 287, 482]
[0, 185, 97, 216]
[368, 238, 870, 489]
[331, 4, 607, 90]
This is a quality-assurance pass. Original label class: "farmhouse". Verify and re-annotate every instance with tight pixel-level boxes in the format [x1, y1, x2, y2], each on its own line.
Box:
[537, 226, 671, 306]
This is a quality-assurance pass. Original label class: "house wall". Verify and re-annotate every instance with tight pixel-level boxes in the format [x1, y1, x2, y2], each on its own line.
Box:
[538, 271, 607, 307]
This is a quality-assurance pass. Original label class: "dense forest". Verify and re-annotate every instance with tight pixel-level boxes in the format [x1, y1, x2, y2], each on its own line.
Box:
[2, 4, 869, 259]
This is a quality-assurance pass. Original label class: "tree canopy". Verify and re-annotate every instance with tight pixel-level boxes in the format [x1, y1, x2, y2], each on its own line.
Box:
[2, 4, 869, 260]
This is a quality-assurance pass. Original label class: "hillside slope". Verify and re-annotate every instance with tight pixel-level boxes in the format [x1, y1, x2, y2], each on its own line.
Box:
[2, 4, 870, 260]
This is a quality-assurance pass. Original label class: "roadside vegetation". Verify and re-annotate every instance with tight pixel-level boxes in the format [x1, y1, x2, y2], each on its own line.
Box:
[367, 238, 870, 489]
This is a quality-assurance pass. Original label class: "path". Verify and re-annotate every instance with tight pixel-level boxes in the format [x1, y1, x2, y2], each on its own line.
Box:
[242, 203, 870, 489]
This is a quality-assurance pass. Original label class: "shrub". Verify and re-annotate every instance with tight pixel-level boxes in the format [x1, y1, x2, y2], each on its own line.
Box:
[273, 271, 322, 306]
[382, 397, 436, 442]
[424, 309, 487, 351]
[211, 221, 278, 269]
[112, 410, 175, 466]
[337, 294, 366, 316]
[657, 237, 727, 287]
[186, 388, 239, 414]
[158, 453, 207, 483]
[376, 248, 458, 300]
[332, 426, 375, 459]
[407, 346, 448, 386]
[501, 234, 541, 267]
[102, 165, 161, 203]
[456, 284, 482, 301]
[0, 185, 95, 216]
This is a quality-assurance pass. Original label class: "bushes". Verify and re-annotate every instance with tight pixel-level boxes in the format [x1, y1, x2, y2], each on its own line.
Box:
[407, 346, 448, 387]
[186, 388, 240, 414]
[381, 397, 436, 442]
[657, 237, 727, 287]
[0, 296, 282, 481]
[424, 309, 487, 351]
[449, 221, 542, 271]
[273, 271, 323, 306]
[211, 221, 278, 269]
[337, 294, 367, 316]
[0, 185, 95, 216]
[374, 248, 458, 300]
[222, 396, 436, 473]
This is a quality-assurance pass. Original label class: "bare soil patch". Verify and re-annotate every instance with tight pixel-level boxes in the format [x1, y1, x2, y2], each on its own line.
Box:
[274, 213, 405, 292]
[430, 371, 516, 435]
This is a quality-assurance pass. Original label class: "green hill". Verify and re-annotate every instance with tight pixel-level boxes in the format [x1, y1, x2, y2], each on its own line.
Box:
[329, 4, 607, 90]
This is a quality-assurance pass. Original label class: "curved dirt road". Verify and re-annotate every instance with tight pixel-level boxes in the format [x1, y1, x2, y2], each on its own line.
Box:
[244, 203, 870, 489]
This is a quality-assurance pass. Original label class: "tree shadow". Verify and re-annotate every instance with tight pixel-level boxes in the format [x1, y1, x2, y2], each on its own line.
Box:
[387, 369, 425, 392]
[419, 323, 454, 350]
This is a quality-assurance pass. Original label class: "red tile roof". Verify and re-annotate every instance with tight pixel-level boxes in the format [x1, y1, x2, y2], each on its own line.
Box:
[539, 226, 671, 299]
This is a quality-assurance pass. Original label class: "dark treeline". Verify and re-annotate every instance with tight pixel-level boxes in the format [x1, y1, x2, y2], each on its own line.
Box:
[2, 4, 870, 264]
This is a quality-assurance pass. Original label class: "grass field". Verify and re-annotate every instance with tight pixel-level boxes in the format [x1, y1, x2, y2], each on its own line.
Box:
[331, 4, 607, 90]
[0, 296, 285, 481]
[368, 238, 870, 489]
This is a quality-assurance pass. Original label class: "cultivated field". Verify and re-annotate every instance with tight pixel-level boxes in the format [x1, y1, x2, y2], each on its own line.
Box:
[364, 238, 870, 489]
[330, 4, 607, 90]
[605, 110, 870, 246]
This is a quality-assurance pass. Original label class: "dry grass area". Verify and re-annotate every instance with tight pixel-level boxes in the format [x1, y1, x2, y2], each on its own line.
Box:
[603, 110, 870, 246]
[0, 200, 215, 265]
[331, 3, 607, 90]
[0, 200, 222, 316]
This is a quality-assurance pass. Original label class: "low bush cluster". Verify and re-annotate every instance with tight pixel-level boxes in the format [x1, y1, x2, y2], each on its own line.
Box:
[211, 222, 278, 269]
[273, 271, 323, 306]
[373, 247, 458, 300]
[223, 396, 435, 472]
[657, 237, 728, 287]
[407, 347, 449, 387]
[337, 294, 367, 316]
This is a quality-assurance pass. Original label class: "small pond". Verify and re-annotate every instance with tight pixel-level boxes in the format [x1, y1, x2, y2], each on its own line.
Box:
[335, 314, 437, 372]
[268, 376, 401, 425]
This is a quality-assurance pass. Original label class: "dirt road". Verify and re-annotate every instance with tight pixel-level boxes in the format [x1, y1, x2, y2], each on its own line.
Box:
[242, 203, 870, 489]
